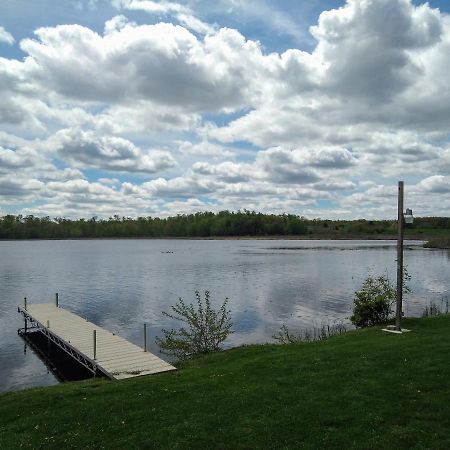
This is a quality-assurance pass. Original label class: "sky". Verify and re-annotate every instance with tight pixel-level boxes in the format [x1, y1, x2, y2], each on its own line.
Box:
[1, 0, 450, 219]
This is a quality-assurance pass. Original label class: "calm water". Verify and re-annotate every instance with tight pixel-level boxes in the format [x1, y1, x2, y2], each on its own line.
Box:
[0, 239, 448, 392]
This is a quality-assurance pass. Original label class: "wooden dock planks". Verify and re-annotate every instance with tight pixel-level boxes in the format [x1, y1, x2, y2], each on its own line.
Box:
[19, 303, 176, 380]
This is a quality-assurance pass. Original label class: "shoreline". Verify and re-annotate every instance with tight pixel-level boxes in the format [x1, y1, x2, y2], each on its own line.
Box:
[0, 235, 429, 242]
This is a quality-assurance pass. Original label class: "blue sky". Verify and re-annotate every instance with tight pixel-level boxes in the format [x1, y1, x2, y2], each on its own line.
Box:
[1, 0, 450, 218]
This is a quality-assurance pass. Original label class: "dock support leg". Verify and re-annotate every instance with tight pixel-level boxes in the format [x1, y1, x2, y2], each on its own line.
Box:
[56, 292, 59, 308]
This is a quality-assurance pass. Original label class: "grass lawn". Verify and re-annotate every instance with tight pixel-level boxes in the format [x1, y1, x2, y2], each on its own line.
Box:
[1, 316, 450, 449]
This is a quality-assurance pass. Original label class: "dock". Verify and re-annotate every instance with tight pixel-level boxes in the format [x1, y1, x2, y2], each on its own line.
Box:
[18, 300, 176, 380]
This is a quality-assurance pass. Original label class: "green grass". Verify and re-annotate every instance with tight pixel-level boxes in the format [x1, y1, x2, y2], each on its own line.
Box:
[1, 316, 450, 449]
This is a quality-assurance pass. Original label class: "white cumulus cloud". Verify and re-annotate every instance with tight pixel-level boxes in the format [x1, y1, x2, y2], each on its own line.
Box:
[0, 26, 14, 45]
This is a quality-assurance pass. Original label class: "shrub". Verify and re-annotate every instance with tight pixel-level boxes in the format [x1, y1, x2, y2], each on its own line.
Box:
[350, 271, 410, 328]
[155, 290, 233, 359]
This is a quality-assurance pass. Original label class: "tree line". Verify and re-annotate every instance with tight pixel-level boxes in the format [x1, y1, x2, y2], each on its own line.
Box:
[0, 212, 449, 240]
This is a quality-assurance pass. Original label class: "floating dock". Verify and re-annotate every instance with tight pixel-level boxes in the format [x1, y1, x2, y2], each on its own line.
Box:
[18, 301, 176, 380]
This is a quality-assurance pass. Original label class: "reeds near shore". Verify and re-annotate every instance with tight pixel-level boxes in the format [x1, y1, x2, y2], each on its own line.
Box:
[422, 297, 449, 317]
[424, 237, 450, 249]
[273, 322, 348, 344]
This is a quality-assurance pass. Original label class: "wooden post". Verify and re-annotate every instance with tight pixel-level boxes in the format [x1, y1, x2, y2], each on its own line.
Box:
[24, 297, 27, 311]
[396, 181, 404, 331]
[47, 320, 50, 329]
[55, 292, 59, 307]
[93, 330, 97, 360]
[144, 323, 147, 352]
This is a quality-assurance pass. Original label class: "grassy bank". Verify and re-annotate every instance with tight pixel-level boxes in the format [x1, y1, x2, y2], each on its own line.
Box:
[1, 316, 450, 449]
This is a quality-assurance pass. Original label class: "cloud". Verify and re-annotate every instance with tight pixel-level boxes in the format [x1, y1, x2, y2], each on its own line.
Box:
[192, 161, 251, 182]
[50, 128, 177, 173]
[210, 0, 450, 150]
[175, 13, 216, 35]
[255, 148, 320, 184]
[313, 180, 357, 192]
[0, 57, 44, 128]
[220, 0, 308, 43]
[0, 142, 62, 179]
[189, 146, 355, 187]
[311, 0, 442, 101]
[177, 140, 235, 157]
[95, 102, 200, 134]
[288, 147, 357, 169]
[142, 176, 219, 198]
[0, 177, 43, 198]
[0, 26, 14, 45]
[0, 146, 35, 170]
[19, 22, 268, 113]
[112, 0, 188, 15]
[417, 175, 450, 193]
[113, 0, 216, 35]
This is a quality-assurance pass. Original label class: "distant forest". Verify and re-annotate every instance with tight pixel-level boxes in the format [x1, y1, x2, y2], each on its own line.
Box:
[0, 211, 449, 240]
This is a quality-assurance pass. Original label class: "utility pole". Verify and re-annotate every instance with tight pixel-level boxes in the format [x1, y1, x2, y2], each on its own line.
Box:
[396, 181, 404, 331]
[383, 181, 412, 334]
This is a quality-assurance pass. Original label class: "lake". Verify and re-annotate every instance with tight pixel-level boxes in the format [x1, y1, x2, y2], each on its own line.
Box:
[0, 239, 449, 392]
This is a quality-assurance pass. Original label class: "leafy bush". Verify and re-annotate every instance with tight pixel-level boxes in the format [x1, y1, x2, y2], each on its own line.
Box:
[156, 290, 233, 359]
[350, 271, 410, 328]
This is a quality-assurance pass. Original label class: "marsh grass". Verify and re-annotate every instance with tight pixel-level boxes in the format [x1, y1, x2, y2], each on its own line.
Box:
[424, 237, 450, 249]
[273, 322, 348, 344]
[422, 297, 449, 317]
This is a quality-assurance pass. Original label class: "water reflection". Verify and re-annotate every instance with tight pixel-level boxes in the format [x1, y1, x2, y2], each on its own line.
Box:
[0, 239, 448, 392]
[19, 331, 96, 383]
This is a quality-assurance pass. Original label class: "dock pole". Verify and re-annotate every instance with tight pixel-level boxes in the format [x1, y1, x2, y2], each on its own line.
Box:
[24, 297, 27, 311]
[93, 330, 97, 360]
[56, 292, 59, 307]
[144, 323, 147, 352]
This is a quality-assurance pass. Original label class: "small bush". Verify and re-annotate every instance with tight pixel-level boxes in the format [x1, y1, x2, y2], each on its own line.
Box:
[350, 271, 410, 328]
[155, 290, 233, 359]
[350, 275, 395, 327]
